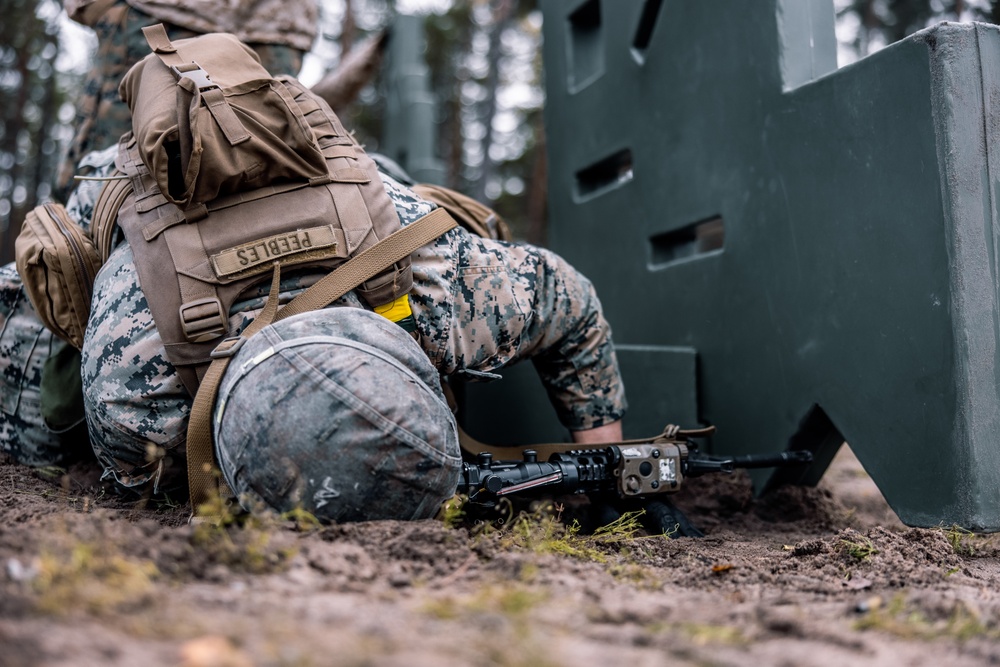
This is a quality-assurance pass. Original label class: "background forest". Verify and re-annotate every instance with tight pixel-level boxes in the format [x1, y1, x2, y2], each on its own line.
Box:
[0, 0, 997, 264]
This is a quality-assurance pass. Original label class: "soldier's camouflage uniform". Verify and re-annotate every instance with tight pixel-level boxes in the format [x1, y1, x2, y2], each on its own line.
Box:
[57, 0, 315, 199]
[65, 149, 626, 495]
[0, 1, 627, 516]
[0, 147, 112, 466]
[0, 266, 66, 467]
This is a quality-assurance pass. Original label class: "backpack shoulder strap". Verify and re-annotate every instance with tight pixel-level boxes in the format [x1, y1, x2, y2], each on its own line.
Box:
[92, 173, 133, 262]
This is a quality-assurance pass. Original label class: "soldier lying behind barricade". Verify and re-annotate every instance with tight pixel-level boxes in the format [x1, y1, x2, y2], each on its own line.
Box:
[2, 20, 627, 523]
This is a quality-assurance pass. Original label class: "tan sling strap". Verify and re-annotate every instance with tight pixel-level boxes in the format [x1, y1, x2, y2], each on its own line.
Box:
[437, 381, 715, 460]
[455, 423, 717, 461]
[186, 207, 459, 511]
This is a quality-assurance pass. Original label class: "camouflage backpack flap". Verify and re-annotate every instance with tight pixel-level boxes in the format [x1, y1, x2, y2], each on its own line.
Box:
[114, 28, 411, 395]
[120, 25, 329, 209]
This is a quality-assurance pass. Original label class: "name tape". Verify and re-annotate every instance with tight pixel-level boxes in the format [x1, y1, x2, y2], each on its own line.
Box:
[211, 226, 339, 277]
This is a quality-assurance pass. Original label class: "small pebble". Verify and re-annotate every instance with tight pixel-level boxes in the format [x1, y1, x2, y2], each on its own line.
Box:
[854, 595, 883, 614]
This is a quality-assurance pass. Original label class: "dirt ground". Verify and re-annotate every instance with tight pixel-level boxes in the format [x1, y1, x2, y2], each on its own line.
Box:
[2, 444, 1000, 667]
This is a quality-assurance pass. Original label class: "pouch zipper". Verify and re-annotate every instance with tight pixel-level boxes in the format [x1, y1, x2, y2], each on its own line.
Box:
[45, 203, 94, 303]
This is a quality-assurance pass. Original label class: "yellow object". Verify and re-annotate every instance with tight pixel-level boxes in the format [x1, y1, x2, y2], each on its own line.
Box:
[374, 294, 413, 322]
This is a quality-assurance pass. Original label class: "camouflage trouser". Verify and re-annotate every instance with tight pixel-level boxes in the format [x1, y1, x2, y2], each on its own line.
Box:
[0, 148, 115, 467]
[0, 265, 89, 467]
[57, 0, 305, 200]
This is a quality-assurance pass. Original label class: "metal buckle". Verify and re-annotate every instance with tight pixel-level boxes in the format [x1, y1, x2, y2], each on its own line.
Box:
[171, 61, 218, 92]
[210, 336, 247, 359]
[179, 297, 227, 343]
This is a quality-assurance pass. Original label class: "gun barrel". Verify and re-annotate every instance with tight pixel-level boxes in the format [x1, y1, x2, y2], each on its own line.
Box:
[730, 450, 813, 469]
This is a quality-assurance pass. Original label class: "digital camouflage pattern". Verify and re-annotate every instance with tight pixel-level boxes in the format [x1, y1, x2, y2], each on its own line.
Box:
[0, 149, 114, 467]
[65, 0, 318, 50]
[215, 309, 460, 522]
[57, 0, 308, 199]
[76, 147, 626, 497]
[0, 264, 66, 467]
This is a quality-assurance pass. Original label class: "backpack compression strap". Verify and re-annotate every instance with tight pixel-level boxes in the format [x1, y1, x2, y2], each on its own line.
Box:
[186, 207, 458, 516]
[141, 24, 251, 147]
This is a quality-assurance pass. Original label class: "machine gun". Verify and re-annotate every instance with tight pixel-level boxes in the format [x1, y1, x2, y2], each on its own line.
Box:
[455, 425, 813, 537]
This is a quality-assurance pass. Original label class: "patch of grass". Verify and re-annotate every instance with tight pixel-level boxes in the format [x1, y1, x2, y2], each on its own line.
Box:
[424, 583, 547, 623]
[280, 507, 322, 533]
[592, 509, 650, 543]
[437, 494, 467, 529]
[191, 490, 295, 574]
[608, 559, 664, 589]
[944, 525, 976, 556]
[31, 541, 158, 616]
[493, 507, 668, 565]
[854, 594, 996, 641]
[840, 534, 878, 562]
[677, 622, 746, 646]
[940, 524, 999, 558]
[499, 511, 607, 562]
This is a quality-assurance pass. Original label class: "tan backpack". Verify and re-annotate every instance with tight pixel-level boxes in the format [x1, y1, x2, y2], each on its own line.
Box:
[112, 25, 424, 395]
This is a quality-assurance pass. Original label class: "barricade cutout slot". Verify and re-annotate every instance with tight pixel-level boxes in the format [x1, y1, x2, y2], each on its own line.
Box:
[574, 148, 633, 200]
[648, 215, 724, 269]
[567, 0, 604, 92]
[632, 0, 664, 63]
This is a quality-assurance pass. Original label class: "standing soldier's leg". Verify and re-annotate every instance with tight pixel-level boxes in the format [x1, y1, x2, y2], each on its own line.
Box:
[56, 2, 198, 199]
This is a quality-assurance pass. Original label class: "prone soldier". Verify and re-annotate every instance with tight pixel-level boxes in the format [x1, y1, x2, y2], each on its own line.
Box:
[2, 12, 628, 523]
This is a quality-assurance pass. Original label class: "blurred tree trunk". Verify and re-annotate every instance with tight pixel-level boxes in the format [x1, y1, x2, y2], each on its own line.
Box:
[472, 0, 514, 203]
[1, 0, 63, 265]
[341, 0, 356, 57]
[525, 114, 547, 246]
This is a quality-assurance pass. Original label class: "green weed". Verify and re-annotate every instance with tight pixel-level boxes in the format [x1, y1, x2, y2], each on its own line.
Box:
[437, 494, 467, 529]
[678, 622, 746, 646]
[280, 507, 322, 533]
[31, 541, 158, 616]
[940, 524, 1000, 558]
[854, 593, 996, 641]
[191, 489, 295, 574]
[841, 534, 878, 562]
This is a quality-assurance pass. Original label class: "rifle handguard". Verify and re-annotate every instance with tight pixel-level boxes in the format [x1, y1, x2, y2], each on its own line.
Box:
[456, 425, 813, 508]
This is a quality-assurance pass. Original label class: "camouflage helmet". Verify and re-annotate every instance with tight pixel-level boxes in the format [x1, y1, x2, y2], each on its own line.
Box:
[213, 307, 461, 522]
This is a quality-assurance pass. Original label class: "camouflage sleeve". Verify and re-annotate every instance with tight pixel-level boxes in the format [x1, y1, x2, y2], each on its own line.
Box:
[379, 174, 627, 431]
[516, 248, 627, 431]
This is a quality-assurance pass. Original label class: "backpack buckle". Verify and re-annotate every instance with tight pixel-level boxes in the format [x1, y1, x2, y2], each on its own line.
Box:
[210, 336, 247, 359]
[172, 62, 218, 92]
[179, 297, 227, 343]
